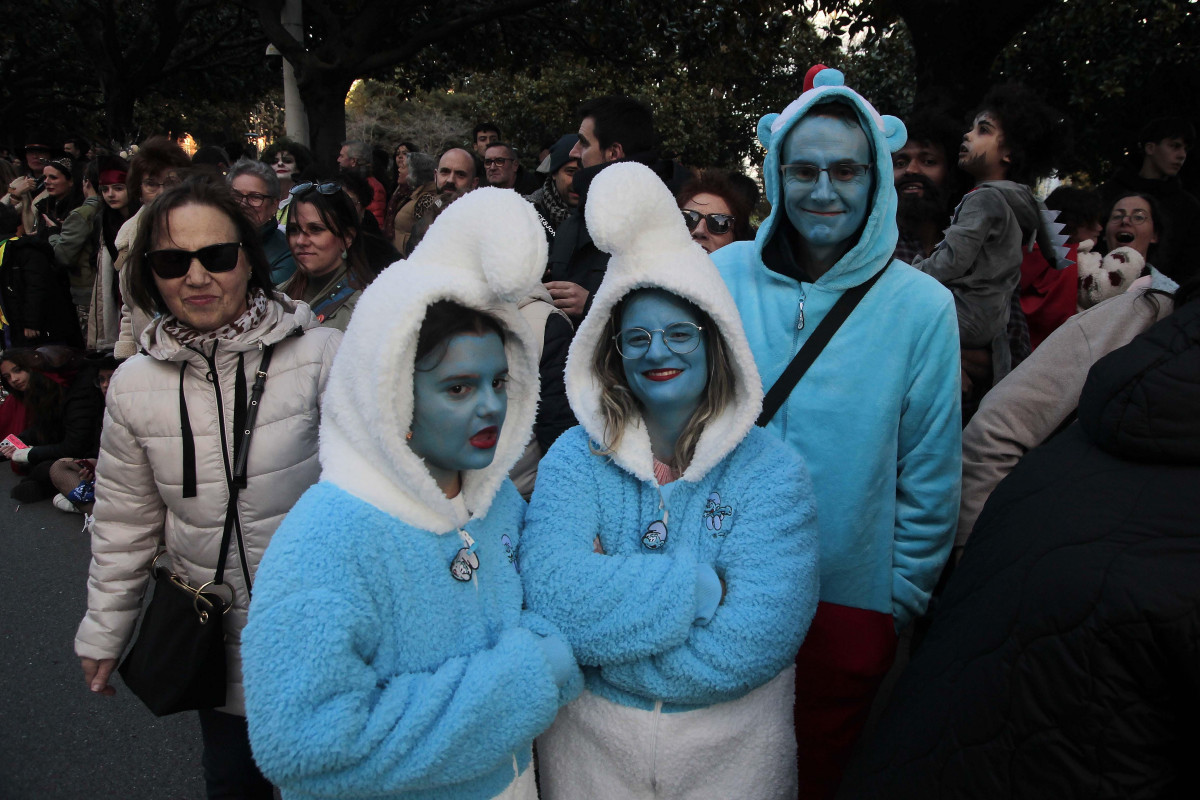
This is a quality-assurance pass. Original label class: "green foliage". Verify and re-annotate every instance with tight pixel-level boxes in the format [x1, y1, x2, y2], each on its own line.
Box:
[438, 5, 841, 169]
[995, 0, 1200, 181]
[0, 0, 274, 147]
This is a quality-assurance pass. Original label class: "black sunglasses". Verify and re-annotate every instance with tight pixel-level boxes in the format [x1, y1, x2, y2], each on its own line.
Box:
[681, 209, 735, 236]
[145, 242, 241, 280]
[289, 181, 341, 197]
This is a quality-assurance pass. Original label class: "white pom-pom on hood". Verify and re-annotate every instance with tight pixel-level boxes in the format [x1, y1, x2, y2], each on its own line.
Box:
[566, 162, 763, 483]
[319, 187, 546, 532]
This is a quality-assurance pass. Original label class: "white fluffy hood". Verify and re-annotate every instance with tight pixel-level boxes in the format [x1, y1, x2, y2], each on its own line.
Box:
[566, 162, 763, 483]
[319, 188, 545, 532]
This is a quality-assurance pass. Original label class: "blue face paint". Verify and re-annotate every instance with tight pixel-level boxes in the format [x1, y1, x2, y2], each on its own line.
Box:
[410, 331, 508, 497]
[781, 114, 873, 274]
[618, 289, 708, 462]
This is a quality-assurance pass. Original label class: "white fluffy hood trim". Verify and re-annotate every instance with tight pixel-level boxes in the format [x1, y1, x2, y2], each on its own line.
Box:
[566, 162, 763, 484]
[319, 187, 546, 532]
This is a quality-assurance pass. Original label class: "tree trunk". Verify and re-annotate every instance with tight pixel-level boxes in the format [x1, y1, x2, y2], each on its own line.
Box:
[104, 80, 139, 143]
[898, 0, 1051, 113]
[299, 73, 354, 174]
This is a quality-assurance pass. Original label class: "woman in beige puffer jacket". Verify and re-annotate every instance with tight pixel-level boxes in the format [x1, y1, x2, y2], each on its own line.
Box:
[74, 175, 341, 799]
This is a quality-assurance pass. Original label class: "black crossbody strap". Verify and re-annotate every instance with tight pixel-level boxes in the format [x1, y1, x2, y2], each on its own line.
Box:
[757, 264, 889, 427]
[214, 343, 277, 588]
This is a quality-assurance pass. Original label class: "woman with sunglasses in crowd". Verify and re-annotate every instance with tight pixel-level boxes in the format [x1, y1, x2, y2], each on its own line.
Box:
[282, 181, 377, 332]
[112, 136, 193, 358]
[74, 174, 341, 799]
[522, 163, 818, 798]
[676, 169, 754, 254]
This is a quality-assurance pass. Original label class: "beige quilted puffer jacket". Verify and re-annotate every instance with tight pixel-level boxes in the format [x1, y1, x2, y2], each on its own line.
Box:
[75, 294, 341, 716]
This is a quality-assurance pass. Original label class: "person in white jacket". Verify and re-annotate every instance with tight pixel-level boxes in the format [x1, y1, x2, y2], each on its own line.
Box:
[74, 174, 341, 799]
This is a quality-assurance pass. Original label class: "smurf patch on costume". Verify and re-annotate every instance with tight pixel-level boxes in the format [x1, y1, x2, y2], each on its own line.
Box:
[641, 520, 668, 550]
[703, 491, 733, 533]
[501, 533, 520, 572]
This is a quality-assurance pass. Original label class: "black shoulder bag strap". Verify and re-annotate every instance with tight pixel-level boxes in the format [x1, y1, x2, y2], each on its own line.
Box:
[213, 343, 277, 596]
[757, 264, 889, 427]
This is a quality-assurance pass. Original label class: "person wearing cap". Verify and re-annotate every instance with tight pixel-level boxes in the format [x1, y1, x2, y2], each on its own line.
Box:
[524, 133, 582, 236]
[522, 162, 819, 798]
[241, 187, 581, 800]
[709, 65, 961, 797]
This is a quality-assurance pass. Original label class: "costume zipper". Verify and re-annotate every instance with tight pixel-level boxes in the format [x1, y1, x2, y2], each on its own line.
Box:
[783, 286, 807, 438]
[192, 342, 253, 591]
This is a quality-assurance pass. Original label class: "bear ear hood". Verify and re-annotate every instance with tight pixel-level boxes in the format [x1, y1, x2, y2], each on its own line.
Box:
[755, 65, 908, 289]
[565, 162, 763, 483]
[319, 187, 546, 532]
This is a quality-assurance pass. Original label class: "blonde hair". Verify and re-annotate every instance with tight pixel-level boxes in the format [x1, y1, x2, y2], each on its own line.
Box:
[591, 294, 735, 473]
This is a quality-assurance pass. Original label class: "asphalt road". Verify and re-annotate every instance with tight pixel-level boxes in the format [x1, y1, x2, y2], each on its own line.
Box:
[0, 466, 206, 799]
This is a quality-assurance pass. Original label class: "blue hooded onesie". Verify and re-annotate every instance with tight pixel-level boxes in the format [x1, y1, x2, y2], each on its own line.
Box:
[241, 188, 583, 800]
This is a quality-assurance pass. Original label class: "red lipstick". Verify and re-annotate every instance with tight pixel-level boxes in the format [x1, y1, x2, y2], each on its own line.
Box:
[469, 426, 499, 449]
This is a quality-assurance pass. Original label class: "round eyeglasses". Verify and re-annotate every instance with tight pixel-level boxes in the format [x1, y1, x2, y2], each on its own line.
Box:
[1108, 210, 1150, 225]
[781, 162, 871, 184]
[614, 322, 704, 359]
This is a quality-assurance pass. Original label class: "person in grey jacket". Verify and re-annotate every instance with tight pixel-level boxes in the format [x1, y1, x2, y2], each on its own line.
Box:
[913, 85, 1069, 399]
[74, 175, 340, 799]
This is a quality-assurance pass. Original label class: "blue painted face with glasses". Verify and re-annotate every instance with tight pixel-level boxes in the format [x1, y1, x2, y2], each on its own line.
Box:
[615, 290, 709, 460]
[780, 114, 873, 273]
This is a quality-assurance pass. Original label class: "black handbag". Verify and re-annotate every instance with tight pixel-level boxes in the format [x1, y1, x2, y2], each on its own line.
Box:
[117, 551, 232, 715]
[117, 344, 276, 716]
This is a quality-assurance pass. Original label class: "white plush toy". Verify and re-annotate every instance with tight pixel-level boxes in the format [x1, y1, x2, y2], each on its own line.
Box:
[1076, 238, 1146, 311]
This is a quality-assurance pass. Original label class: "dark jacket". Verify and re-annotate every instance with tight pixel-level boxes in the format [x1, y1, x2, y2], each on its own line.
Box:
[850, 299, 1200, 799]
[0, 237, 83, 348]
[21, 361, 104, 465]
[546, 153, 675, 324]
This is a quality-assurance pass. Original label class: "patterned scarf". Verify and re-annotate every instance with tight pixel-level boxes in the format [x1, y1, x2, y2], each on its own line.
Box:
[531, 175, 571, 230]
[161, 288, 270, 347]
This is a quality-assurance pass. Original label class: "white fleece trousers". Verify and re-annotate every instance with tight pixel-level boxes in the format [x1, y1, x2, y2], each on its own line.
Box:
[495, 755, 537, 800]
[536, 666, 797, 800]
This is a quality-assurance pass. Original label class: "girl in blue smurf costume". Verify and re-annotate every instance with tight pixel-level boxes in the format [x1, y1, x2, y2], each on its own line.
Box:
[241, 188, 582, 800]
[521, 162, 820, 799]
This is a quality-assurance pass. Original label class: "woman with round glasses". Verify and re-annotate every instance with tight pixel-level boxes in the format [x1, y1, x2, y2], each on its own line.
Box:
[282, 181, 377, 332]
[522, 162, 818, 798]
[74, 174, 341, 799]
[676, 170, 754, 254]
[1104, 192, 1164, 267]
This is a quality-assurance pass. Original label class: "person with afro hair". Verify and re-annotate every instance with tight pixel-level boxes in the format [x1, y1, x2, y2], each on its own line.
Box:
[912, 83, 1071, 414]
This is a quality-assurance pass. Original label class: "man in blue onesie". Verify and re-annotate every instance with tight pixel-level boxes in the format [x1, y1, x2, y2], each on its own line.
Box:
[710, 64, 962, 798]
